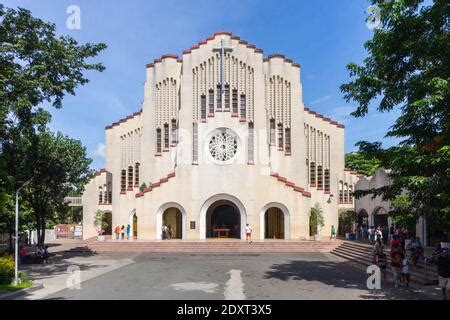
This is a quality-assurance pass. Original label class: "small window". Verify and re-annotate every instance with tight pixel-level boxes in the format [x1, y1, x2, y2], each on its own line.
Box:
[164, 123, 169, 150]
[277, 123, 283, 149]
[98, 188, 103, 203]
[240, 94, 246, 119]
[285, 128, 291, 154]
[217, 85, 222, 110]
[317, 165, 323, 189]
[224, 85, 230, 110]
[269, 119, 275, 145]
[310, 162, 316, 186]
[171, 119, 177, 145]
[128, 166, 133, 189]
[121, 170, 126, 193]
[324, 169, 330, 193]
[201, 95, 206, 120]
[349, 185, 353, 203]
[192, 122, 198, 164]
[339, 181, 344, 203]
[344, 183, 349, 203]
[248, 122, 254, 164]
[134, 163, 140, 187]
[208, 89, 214, 114]
[156, 128, 162, 154]
[232, 89, 238, 114]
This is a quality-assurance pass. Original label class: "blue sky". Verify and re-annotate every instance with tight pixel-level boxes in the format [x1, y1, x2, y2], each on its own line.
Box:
[5, 0, 401, 169]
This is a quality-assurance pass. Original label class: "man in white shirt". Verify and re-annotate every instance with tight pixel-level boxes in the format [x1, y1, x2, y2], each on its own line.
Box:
[245, 224, 253, 244]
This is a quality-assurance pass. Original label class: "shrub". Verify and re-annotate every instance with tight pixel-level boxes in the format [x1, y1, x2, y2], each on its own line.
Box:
[93, 210, 109, 235]
[0, 255, 15, 285]
[310, 203, 325, 236]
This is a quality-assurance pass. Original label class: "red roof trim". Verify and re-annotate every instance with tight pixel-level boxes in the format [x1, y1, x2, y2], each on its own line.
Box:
[105, 110, 143, 130]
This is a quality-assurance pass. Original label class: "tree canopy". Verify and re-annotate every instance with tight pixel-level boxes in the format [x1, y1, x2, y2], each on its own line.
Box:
[0, 5, 106, 245]
[341, 0, 450, 231]
[345, 152, 381, 176]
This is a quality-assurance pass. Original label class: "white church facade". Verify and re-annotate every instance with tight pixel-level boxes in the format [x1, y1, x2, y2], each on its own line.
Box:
[82, 31, 350, 241]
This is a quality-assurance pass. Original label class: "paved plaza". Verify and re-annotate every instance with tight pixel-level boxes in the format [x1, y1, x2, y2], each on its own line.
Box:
[9, 247, 442, 300]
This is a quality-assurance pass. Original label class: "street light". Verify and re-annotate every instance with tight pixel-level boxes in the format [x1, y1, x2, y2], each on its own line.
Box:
[15, 179, 31, 286]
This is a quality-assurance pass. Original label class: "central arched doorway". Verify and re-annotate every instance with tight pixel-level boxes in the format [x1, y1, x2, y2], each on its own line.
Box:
[206, 200, 240, 238]
[199, 194, 246, 240]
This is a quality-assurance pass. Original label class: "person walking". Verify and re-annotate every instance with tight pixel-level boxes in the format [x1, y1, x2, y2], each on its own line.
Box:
[167, 224, 173, 240]
[19, 246, 27, 265]
[401, 253, 411, 288]
[436, 248, 450, 300]
[391, 242, 402, 288]
[114, 225, 120, 240]
[245, 224, 253, 244]
[120, 225, 125, 240]
[330, 225, 336, 240]
[126, 224, 131, 240]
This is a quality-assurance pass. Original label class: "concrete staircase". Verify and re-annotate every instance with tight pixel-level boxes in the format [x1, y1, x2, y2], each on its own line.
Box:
[84, 238, 343, 254]
[331, 240, 439, 285]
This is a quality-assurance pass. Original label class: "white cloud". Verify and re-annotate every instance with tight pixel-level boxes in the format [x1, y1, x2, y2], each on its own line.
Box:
[93, 143, 106, 160]
[309, 95, 331, 105]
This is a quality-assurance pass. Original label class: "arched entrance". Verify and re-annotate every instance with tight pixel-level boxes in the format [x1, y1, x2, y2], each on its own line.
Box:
[373, 207, 388, 228]
[128, 210, 137, 239]
[259, 203, 290, 240]
[163, 208, 183, 239]
[206, 200, 240, 238]
[199, 194, 246, 240]
[156, 203, 187, 240]
[357, 209, 369, 226]
[102, 211, 112, 235]
[133, 213, 138, 239]
[265, 208, 284, 239]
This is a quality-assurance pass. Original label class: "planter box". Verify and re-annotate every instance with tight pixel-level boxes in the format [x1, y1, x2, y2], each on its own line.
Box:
[314, 234, 321, 241]
[97, 235, 105, 241]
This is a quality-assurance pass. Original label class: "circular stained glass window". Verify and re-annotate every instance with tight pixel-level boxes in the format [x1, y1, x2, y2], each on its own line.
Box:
[208, 130, 238, 162]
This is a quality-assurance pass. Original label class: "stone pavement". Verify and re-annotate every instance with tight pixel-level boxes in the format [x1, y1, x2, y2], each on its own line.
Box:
[43, 252, 440, 300]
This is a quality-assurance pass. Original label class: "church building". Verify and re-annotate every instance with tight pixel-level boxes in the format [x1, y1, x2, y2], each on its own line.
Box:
[82, 31, 350, 241]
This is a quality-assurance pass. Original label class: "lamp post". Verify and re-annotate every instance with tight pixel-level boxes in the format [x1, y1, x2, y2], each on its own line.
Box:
[15, 179, 31, 286]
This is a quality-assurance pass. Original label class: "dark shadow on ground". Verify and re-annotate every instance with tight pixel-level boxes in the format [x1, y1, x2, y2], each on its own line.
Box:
[264, 259, 439, 300]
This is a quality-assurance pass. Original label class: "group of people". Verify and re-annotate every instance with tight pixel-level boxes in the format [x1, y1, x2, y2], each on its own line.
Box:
[371, 231, 450, 300]
[161, 224, 173, 240]
[114, 224, 131, 240]
[16, 245, 50, 265]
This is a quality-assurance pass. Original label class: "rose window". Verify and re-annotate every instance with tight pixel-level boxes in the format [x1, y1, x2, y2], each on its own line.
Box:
[208, 131, 238, 162]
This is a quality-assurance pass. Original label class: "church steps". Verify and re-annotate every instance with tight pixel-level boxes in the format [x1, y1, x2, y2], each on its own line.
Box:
[85, 239, 343, 253]
[331, 241, 438, 285]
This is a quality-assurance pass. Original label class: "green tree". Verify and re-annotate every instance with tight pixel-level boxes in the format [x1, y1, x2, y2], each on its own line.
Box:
[0, 6, 106, 244]
[0, 5, 106, 196]
[310, 203, 325, 236]
[0, 194, 34, 252]
[93, 210, 109, 235]
[10, 131, 92, 245]
[345, 152, 381, 176]
[340, 0, 450, 231]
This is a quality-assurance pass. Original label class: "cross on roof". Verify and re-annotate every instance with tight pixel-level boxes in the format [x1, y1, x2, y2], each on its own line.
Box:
[213, 37, 233, 109]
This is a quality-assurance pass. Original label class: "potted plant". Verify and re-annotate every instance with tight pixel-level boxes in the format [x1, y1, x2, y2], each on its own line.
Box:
[93, 210, 108, 241]
[310, 203, 325, 241]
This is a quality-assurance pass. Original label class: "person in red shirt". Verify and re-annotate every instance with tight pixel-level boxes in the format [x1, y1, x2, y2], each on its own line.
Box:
[19, 246, 27, 264]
